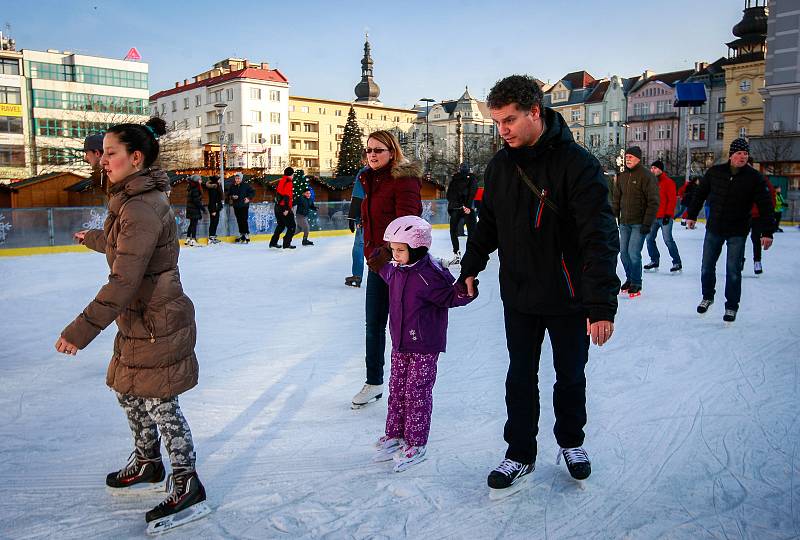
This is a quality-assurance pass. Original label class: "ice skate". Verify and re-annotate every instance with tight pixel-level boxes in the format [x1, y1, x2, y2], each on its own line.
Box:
[619, 280, 631, 295]
[627, 285, 642, 298]
[697, 298, 713, 315]
[723, 308, 737, 326]
[145, 469, 210, 535]
[351, 383, 383, 409]
[302, 239, 314, 246]
[208, 236, 221, 245]
[643, 262, 659, 272]
[488, 458, 534, 500]
[373, 435, 404, 462]
[669, 263, 682, 274]
[243, 234, 250, 244]
[557, 446, 591, 480]
[345, 276, 362, 288]
[184, 238, 198, 247]
[106, 448, 166, 494]
[393, 444, 426, 472]
[234, 235, 245, 244]
[446, 251, 461, 267]
[754, 261, 763, 275]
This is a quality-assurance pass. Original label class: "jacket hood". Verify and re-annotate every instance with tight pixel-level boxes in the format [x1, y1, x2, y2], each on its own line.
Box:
[110, 167, 169, 197]
[504, 108, 574, 163]
[391, 159, 423, 179]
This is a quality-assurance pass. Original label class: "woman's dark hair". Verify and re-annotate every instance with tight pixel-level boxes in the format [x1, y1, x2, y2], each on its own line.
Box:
[284, 167, 294, 176]
[106, 117, 167, 168]
[408, 246, 429, 264]
[487, 75, 544, 114]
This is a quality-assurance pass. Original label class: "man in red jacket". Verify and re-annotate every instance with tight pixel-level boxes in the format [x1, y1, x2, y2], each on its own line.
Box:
[270, 167, 297, 249]
[644, 160, 682, 273]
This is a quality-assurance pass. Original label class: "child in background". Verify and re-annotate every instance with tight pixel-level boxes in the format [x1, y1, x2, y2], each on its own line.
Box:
[295, 189, 317, 246]
[367, 215, 477, 472]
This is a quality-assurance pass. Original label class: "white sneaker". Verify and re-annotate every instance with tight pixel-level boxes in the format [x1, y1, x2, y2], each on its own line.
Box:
[185, 238, 197, 247]
[393, 444, 426, 472]
[351, 384, 383, 409]
[373, 435, 403, 462]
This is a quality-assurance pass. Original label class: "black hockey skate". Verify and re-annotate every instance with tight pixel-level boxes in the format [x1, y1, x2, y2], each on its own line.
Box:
[345, 276, 362, 288]
[557, 446, 591, 480]
[487, 458, 534, 500]
[106, 448, 166, 491]
[146, 469, 210, 535]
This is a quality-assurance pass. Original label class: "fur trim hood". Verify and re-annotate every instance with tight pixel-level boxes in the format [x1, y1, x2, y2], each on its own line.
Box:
[390, 159, 423, 179]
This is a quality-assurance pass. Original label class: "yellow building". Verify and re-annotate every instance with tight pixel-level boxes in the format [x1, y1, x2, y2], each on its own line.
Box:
[287, 97, 417, 176]
[721, 1, 768, 150]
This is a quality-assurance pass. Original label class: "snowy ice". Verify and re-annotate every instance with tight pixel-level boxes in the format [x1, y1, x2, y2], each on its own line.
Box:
[0, 226, 798, 539]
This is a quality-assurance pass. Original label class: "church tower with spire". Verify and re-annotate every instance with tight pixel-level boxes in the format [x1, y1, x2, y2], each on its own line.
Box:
[354, 33, 381, 105]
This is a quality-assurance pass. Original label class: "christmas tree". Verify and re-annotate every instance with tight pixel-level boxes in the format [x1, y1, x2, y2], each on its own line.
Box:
[335, 106, 365, 177]
[292, 169, 309, 203]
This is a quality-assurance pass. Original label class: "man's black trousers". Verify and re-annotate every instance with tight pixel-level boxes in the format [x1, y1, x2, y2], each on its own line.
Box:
[502, 305, 589, 465]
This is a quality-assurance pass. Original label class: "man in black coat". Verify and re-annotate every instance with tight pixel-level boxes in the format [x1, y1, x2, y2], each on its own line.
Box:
[446, 162, 478, 262]
[228, 172, 255, 243]
[686, 138, 774, 322]
[204, 176, 224, 244]
[459, 75, 620, 496]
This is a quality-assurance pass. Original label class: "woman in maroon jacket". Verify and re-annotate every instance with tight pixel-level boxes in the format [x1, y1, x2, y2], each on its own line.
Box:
[351, 130, 422, 409]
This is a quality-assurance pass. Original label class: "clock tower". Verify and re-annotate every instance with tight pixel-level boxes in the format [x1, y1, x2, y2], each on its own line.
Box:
[722, 0, 768, 150]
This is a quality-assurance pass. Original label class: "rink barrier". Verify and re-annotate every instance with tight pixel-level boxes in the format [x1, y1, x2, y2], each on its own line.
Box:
[0, 201, 455, 257]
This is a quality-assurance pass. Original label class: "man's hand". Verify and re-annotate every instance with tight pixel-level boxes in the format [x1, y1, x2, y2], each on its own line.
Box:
[761, 237, 773, 250]
[367, 245, 392, 273]
[73, 230, 89, 244]
[686, 220, 697, 229]
[244, 198, 250, 204]
[55, 336, 79, 356]
[587, 320, 614, 346]
[232, 195, 239, 200]
[640, 224, 651, 236]
[464, 276, 477, 297]
[282, 210, 288, 216]
[463, 207, 471, 214]
[662, 216, 670, 225]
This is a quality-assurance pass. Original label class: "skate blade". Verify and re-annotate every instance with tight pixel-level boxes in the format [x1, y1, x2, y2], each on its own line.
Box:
[106, 482, 164, 496]
[146, 502, 211, 536]
[393, 454, 427, 472]
[351, 394, 382, 410]
[489, 476, 530, 501]
[373, 447, 402, 462]
[723, 321, 735, 328]
[627, 292, 641, 299]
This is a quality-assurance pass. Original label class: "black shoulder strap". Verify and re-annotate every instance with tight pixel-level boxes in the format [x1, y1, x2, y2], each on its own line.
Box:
[514, 164, 561, 218]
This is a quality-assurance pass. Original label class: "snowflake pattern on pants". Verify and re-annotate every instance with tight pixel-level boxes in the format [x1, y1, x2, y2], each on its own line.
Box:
[385, 350, 439, 447]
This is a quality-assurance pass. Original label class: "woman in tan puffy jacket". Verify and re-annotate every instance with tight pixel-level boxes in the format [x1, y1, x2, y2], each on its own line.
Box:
[55, 117, 209, 530]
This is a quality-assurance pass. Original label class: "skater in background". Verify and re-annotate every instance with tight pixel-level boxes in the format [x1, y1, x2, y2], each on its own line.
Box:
[746, 176, 776, 275]
[55, 117, 208, 531]
[643, 160, 682, 273]
[675, 176, 699, 225]
[774, 185, 785, 233]
[295, 188, 317, 246]
[473, 183, 484, 219]
[612, 146, 660, 297]
[345, 165, 368, 288]
[352, 130, 422, 409]
[229, 172, 254, 243]
[459, 75, 619, 496]
[446, 162, 478, 265]
[687, 138, 775, 323]
[184, 174, 205, 247]
[204, 175, 223, 244]
[368, 216, 477, 471]
[270, 167, 296, 249]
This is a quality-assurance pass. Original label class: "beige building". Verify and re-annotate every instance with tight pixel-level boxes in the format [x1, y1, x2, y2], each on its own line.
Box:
[0, 33, 26, 181]
[287, 96, 417, 176]
[545, 71, 598, 146]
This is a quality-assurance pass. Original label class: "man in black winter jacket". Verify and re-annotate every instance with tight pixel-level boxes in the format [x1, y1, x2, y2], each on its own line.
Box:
[686, 138, 774, 322]
[228, 172, 255, 243]
[446, 163, 478, 260]
[459, 75, 620, 494]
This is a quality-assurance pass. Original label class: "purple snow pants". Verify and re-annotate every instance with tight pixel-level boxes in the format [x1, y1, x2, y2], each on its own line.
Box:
[385, 350, 439, 447]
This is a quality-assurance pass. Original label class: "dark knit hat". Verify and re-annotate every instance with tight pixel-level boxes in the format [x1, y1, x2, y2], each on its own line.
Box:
[729, 138, 749, 155]
[188, 174, 202, 183]
[651, 160, 665, 171]
[625, 146, 643, 160]
[83, 133, 104, 152]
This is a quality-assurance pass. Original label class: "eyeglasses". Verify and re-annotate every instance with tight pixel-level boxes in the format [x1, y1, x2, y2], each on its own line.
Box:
[365, 148, 390, 154]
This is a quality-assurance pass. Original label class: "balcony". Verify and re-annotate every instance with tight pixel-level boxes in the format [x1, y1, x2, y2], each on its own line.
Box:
[627, 112, 678, 122]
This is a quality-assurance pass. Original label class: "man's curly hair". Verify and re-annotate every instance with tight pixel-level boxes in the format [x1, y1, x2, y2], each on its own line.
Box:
[487, 75, 544, 113]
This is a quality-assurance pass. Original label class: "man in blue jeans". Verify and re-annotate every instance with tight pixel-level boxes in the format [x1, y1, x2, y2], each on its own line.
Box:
[686, 138, 774, 323]
[345, 166, 368, 287]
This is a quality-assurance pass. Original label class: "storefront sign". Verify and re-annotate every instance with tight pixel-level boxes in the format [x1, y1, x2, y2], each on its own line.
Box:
[0, 104, 22, 117]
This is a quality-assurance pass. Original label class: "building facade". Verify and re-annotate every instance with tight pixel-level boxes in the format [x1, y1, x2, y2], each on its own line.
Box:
[0, 33, 26, 181]
[544, 71, 598, 146]
[150, 58, 290, 173]
[584, 75, 637, 171]
[24, 48, 149, 177]
[678, 59, 728, 174]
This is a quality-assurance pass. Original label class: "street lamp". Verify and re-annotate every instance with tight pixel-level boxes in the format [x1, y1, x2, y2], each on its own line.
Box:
[241, 123, 252, 170]
[420, 97, 435, 172]
[214, 102, 228, 199]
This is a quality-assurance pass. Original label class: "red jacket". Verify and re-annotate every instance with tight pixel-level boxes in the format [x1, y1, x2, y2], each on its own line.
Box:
[360, 160, 423, 257]
[751, 178, 776, 218]
[655, 173, 677, 218]
[474, 186, 484, 201]
[276, 175, 293, 209]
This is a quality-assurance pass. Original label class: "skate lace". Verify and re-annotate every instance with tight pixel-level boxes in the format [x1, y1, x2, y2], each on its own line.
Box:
[117, 451, 139, 478]
[558, 447, 589, 466]
[158, 472, 188, 506]
[494, 459, 522, 476]
[699, 300, 712, 308]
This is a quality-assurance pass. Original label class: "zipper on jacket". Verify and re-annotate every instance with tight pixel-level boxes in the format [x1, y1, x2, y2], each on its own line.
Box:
[534, 189, 547, 228]
[561, 255, 575, 298]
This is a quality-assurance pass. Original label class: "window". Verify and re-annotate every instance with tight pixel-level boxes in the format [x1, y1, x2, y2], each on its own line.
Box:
[739, 127, 747, 138]
[195, 95, 201, 107]
[655, 124, 671, 139]
[226, 111, 233, 123]
[250, 133, 264, 144]
[212, 90, 222, 103]
[183, 97, 189, 110]
[160, 103, 166, 115]
[717, 97, 726, 113]
[610, 111, 620, 122]
[335, 110, 342, 116]
[589, 134, 600, 147]
[196, 116, 202, 128]
[30, 89, 148, 115]
[270, 112, 280, 123]
[319, 107, 326, 114]
[289, 105, 295, 112]
[0, 144, 25, 166]
[26, 61, 148, 89]
[170, 100, 176, 113]
[172, 120, 177, 130]
[0, 116, 23, 134]
[226, 88, 234, 101]
[0, 86, 21, 104]
[592, 112, 600, 125]
[304, 140, 318, 150]
[0, 58, 20, 75]
[269, 90, 281, 101]
[301, 106, 309, 113]
[303, 123, 318, 133]
[634, 127, 647, 141]
[690, 123, 706, 141]
[250, 88, 262, 100]
[251, 110, 262, 122]
[270, 134, 281, 145]
[570, 109, 581, 122]
[304, 158, 318, 168]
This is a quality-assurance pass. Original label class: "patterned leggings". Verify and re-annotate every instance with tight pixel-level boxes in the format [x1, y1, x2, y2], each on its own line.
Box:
[116, 392, 196, 470]
[385, 351, 439, 447]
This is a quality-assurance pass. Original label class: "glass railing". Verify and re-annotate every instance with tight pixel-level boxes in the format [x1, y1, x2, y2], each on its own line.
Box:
[0, 200, 453, 249]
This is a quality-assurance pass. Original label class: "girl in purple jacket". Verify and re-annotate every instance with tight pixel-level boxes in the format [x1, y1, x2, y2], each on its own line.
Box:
[372, 215, 477, 471]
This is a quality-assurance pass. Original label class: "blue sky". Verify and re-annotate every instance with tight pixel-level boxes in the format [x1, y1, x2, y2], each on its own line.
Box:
[7, 0, 743, 108]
